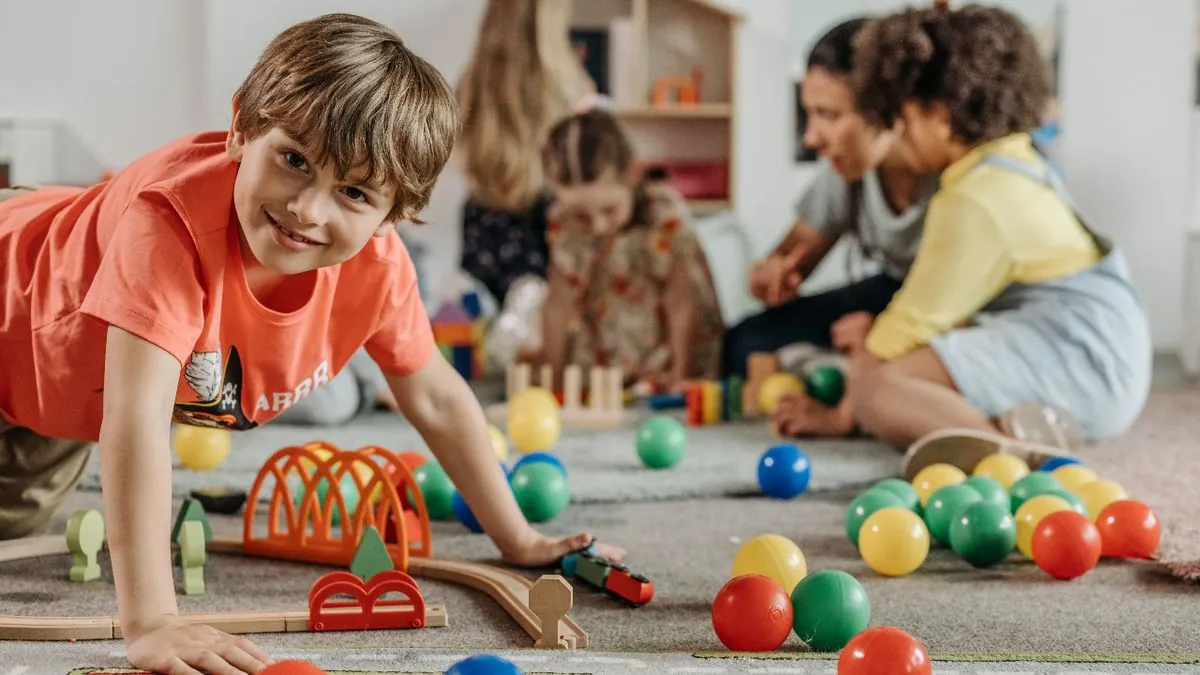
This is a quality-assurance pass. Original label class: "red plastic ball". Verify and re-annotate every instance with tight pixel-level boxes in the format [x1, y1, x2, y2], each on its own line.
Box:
[1096, 499, 1161, 559]
[261, 660, 327, 674]
[838, 626, 932, 675]
[711, 574, 793, 651]
[1031, 510, 1102, 580]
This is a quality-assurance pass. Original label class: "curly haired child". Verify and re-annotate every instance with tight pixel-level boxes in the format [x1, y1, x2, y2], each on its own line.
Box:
[534, 109, 725, 391]
[0, 14, 621, 674]
[456, 0, 596, 305]
[843, 3, 1152, 477]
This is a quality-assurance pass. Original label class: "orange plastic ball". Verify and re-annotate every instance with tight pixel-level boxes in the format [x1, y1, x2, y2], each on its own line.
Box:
[838, 626, 932, 675]
[1096, 499, 1161, 559]
[1031, 510, 1101, 581]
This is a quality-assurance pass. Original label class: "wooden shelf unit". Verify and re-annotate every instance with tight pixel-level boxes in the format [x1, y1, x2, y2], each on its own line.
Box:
[570, 0, 741, 215]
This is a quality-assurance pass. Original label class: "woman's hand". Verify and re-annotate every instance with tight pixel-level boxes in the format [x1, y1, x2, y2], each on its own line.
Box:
[749, 249, 805, 306]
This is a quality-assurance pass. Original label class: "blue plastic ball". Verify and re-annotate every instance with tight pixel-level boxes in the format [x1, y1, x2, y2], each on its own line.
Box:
[1039, 456, 1082, 472]
[510, 451, 567, 478]
[757, 443, 812, 499]
[445, 654, 523, 674]
[452, 492, 483, 533]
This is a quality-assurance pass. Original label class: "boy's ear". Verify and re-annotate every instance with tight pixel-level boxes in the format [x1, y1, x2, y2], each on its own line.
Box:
[226, 101, 246, 161]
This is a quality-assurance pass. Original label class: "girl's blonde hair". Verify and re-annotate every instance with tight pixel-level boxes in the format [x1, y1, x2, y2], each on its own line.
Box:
[457, 0, 595, 212]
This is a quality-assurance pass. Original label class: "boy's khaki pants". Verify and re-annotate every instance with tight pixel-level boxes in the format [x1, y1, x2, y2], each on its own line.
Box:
[0, 186, 96, 539]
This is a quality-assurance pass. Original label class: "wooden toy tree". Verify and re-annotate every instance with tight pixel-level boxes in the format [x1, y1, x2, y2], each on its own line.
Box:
[172, 498, 212, 566]
[349, 526, 393, 582]
[179, 521, 206, 596]
[66, 510, 104, 583]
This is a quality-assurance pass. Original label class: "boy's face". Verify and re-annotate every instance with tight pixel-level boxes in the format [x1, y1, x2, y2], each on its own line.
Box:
[226, 124, 397, 276]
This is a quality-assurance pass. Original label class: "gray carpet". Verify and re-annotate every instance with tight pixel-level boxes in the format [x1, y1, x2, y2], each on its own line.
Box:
[77, 409, 900, 505]
[5, 382, 1199, 674]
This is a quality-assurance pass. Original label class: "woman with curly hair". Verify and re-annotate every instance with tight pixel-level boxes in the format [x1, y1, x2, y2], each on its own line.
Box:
[840, 3, 1151, 478]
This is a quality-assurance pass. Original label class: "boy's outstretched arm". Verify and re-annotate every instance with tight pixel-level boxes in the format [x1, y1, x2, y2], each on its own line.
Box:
[386, 353, 625, 565]
[101, 326, 271, 675]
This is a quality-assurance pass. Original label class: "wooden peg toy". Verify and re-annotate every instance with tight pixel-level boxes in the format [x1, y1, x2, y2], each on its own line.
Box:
[487, 362, 633, 429]
[66, 509, 104, 583]
[179, 520, 206, 596]
[529, 575, 573, 649]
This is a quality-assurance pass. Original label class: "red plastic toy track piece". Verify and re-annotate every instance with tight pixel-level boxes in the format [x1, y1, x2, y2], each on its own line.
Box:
[307, 569, 427, 632]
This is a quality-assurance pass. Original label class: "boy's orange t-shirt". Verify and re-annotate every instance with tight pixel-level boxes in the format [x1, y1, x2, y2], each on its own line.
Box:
[0, 131, 435, 441]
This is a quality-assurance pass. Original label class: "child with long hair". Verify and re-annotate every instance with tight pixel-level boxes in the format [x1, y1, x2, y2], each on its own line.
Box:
[843, 4, 1151, 477]
[456, 0, 595, 304]
[535, 109, 725, 391]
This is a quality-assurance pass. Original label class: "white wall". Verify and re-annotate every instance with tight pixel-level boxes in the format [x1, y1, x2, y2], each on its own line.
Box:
[1058, 0, 1195, 350]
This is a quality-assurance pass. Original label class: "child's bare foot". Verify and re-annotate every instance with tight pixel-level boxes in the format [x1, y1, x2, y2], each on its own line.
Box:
[501, 533, 626, 568]
[770, 393, 854, 437]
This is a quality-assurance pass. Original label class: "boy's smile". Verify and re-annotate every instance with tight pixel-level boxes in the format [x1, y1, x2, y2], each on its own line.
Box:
[226, 122, 397, 279]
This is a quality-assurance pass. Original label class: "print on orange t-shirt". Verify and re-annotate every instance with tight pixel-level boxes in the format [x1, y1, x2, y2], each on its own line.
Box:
[0, 132, 434, 441]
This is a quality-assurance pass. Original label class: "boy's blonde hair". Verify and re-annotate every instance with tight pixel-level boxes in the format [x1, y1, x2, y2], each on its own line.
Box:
[457, 0, 595, 212]
[234, 13, 459, 223]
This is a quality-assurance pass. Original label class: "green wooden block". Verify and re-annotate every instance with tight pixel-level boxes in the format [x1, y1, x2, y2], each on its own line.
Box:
[179, 520, 206, 596]
[725, 376, 743, 421]
[66, 509, 104, 583]
[575, 553, 611, 590]
[350, 526, 394, 581]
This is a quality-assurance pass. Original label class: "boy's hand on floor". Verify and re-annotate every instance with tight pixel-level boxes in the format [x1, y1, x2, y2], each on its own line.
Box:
[500, 532, 626, 568]
[125, 616, 271, 675]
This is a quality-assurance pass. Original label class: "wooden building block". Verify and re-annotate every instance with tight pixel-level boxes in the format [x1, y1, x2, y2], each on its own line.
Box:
[179, 520, 206, 596]
[563, 365, 582, 409]
[743, 352, 779, 417]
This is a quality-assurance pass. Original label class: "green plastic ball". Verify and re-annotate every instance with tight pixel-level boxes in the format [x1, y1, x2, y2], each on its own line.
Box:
[411, 461, 456, 520]
[790, 569, 871, 652]
[845, 490, 905, 546]
[294, 473, 360, 526]
[924, 483, 984, 546]
[870, 478, 922, 515]
[948, 501, 1017, 568]
[964, 475, 1009, 512]
[635, 416, 687, 469]
[1009, 472, 1063, 513]
[510, 462, 570, 522]
[805, 366, 845, 406]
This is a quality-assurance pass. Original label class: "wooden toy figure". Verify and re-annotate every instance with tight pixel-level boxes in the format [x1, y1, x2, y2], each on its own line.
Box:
[66, 509, 105, 582]
[172, 498, 213, 566]
[179, 520, 206, 595]
[529, 575, 573, 649]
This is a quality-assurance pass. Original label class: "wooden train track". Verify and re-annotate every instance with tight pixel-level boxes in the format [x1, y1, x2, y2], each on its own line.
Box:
[0, 534, 586, 649]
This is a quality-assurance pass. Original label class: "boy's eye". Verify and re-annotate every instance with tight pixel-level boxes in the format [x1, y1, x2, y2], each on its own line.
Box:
[283, 151, 308, 170]
[343, 187, 367, 203]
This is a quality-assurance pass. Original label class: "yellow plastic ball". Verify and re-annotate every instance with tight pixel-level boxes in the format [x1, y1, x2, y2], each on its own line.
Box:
[508, 388, 561, 453]
[911, 463, 967, 506]
[758, 373, 804, 415]
[972, 452, 1029, 490]
[857, 506, 930, 577]
[1077, 478, 1128, 520]
[489, 425, 509, 460]
[1051, 464, 1098, 495]
[173, 425, 231, 471]
[1014, 494, 1072, 559]
[730, 534, 808, 594]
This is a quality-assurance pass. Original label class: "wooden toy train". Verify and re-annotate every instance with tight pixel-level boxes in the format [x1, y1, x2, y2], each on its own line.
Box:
[561, 549, 654, 607]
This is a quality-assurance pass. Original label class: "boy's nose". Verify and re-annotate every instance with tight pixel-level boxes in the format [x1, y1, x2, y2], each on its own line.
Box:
[288, 188, 331, 227]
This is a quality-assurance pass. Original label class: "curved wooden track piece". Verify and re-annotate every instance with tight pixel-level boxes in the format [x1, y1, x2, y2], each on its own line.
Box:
[0, 535, 585, 648]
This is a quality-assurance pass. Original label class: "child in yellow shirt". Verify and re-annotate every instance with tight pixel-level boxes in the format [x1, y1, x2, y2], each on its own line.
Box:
[842, 4, 1152, 477]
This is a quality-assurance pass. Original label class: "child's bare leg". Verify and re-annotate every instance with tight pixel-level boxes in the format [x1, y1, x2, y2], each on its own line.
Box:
[851, 347, 996, 447]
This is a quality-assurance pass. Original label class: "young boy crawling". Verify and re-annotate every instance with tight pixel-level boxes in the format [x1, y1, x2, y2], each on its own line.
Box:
[0, 14, 622, 674]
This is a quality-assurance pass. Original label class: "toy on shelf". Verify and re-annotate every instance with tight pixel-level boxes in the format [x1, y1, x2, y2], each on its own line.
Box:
[486, 362, 634, 430]
[65, 509, 104, 583]
[652, 74, 698, 106]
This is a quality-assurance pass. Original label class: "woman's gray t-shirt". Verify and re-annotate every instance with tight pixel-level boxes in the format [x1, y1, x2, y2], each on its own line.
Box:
[794, 161, 935, 280]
